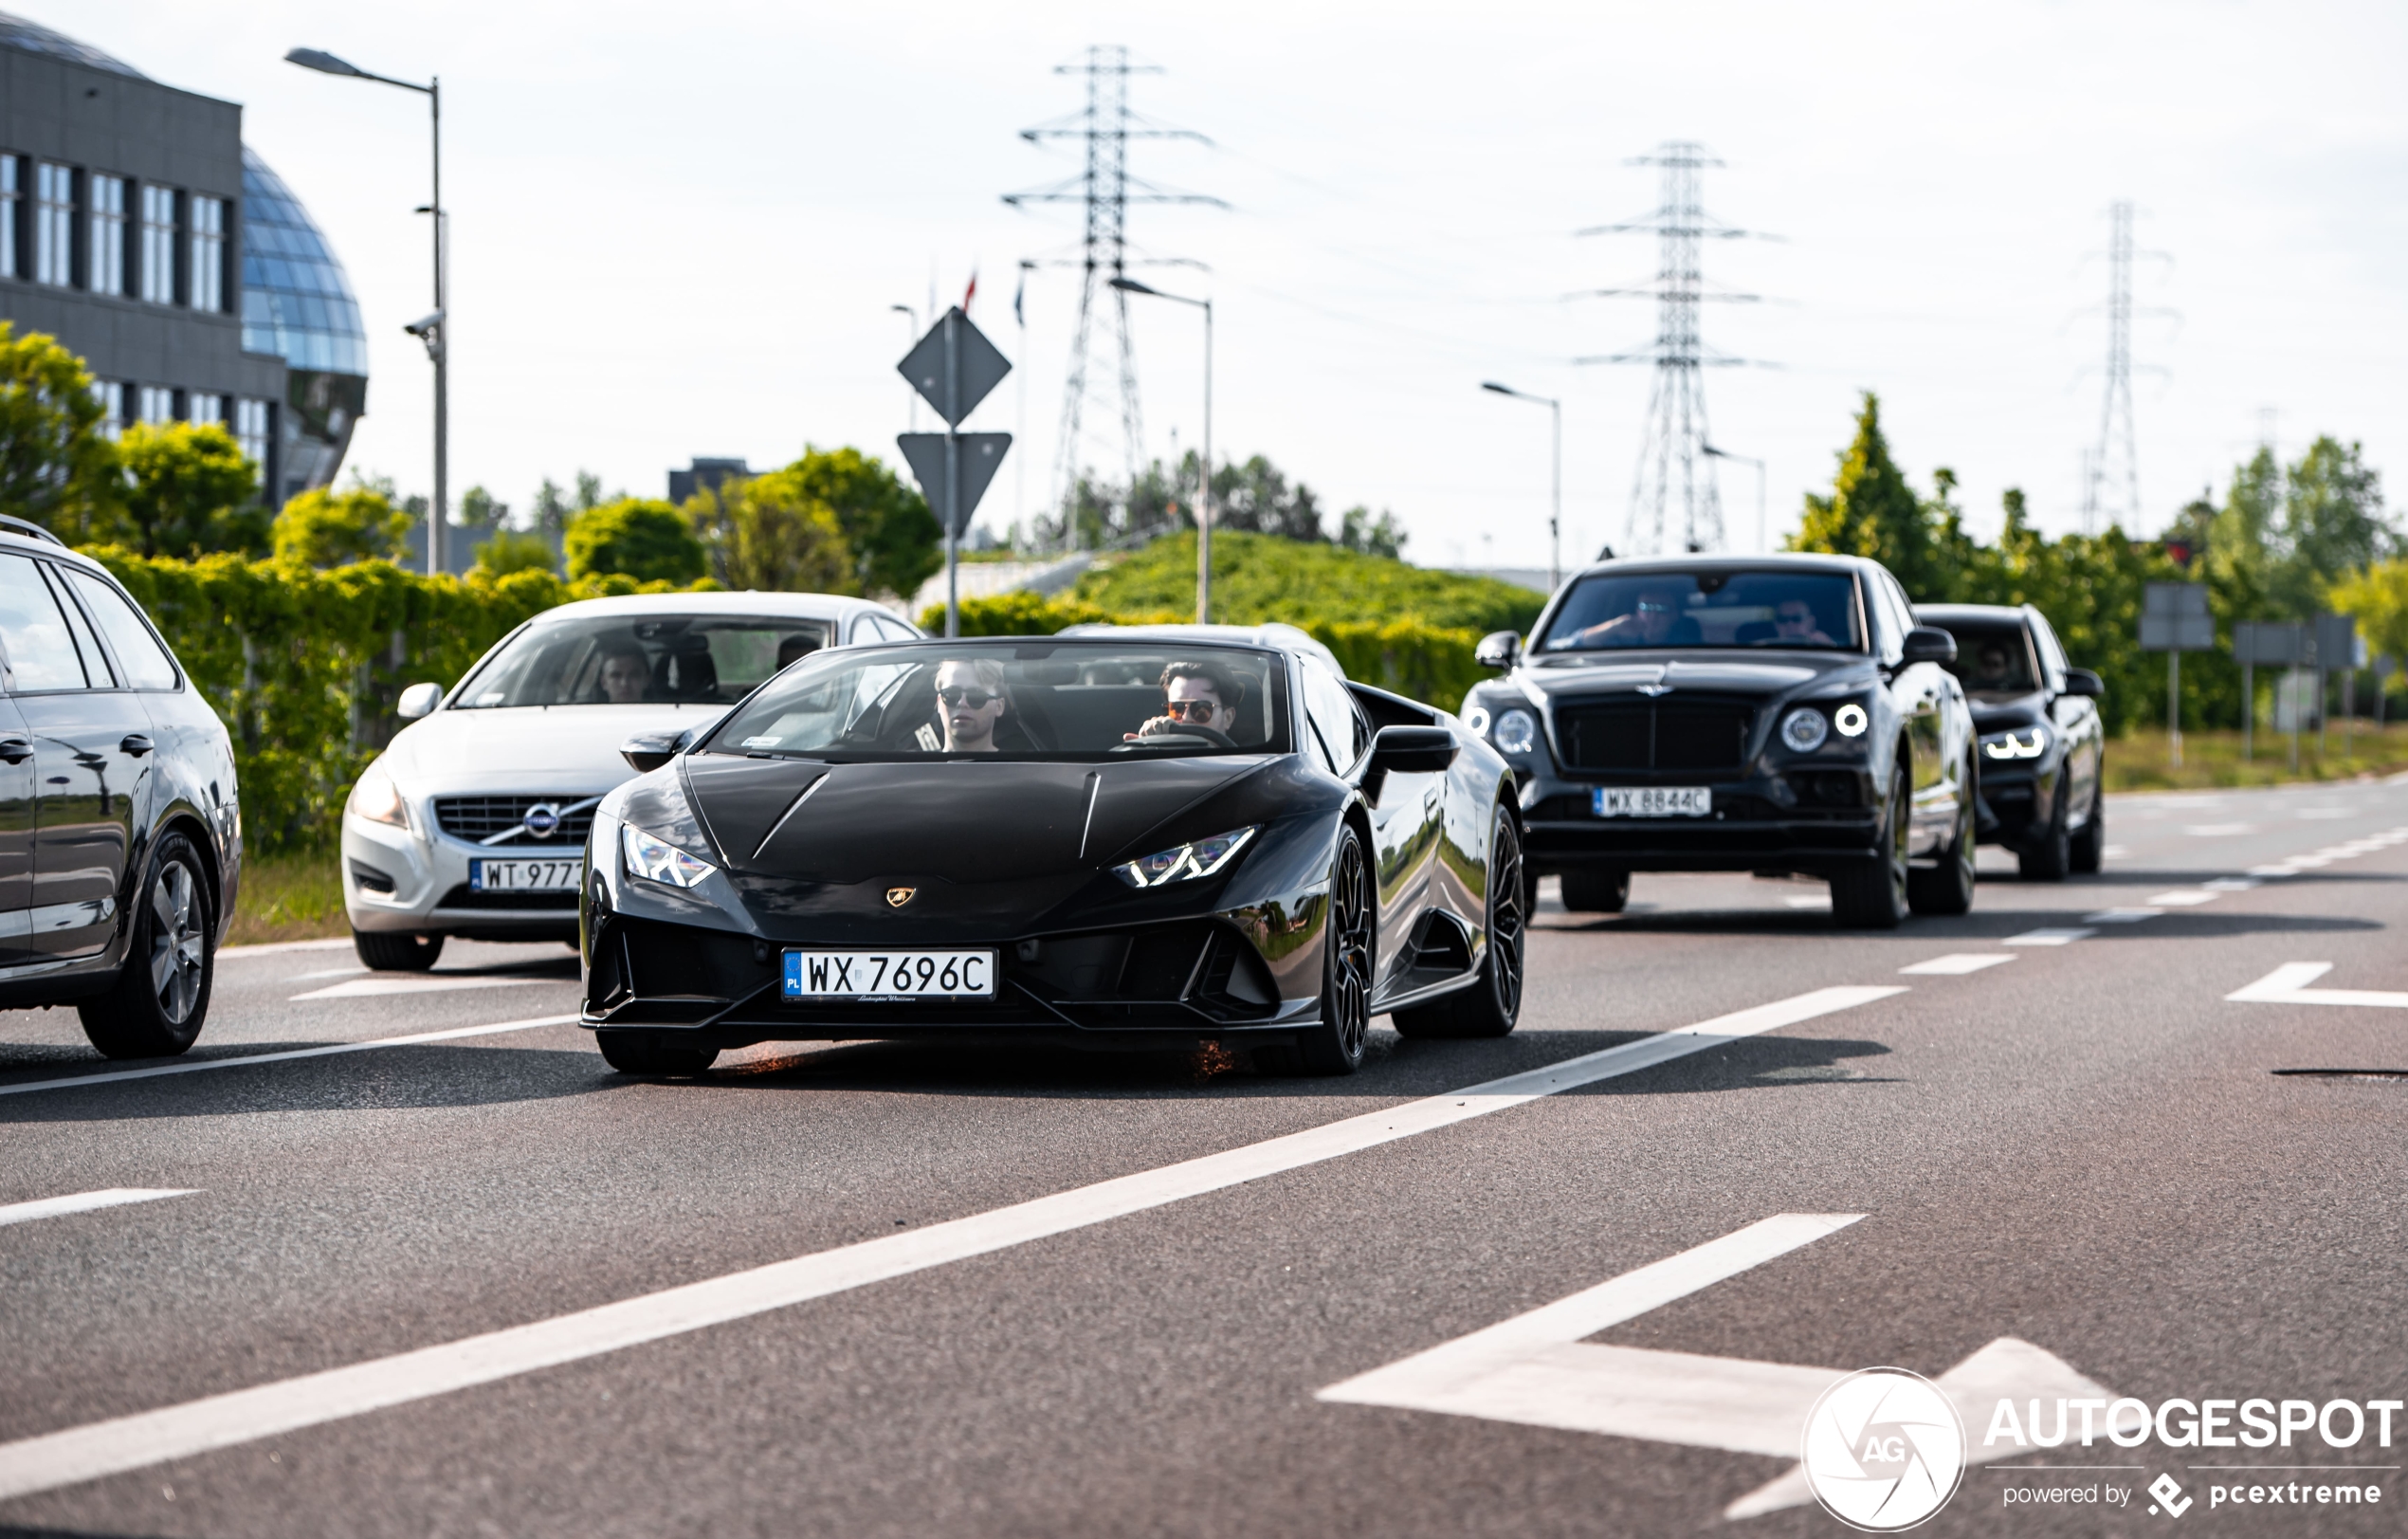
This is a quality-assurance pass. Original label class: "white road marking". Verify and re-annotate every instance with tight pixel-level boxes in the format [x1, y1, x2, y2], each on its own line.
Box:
[1316, 1217, 2117, 1520]
[1897, 953, 2016, 976]
[2185, 823, 2254, 836]
[2083, 907, 2162, 924]
[2203, 877, 2260, 891]
[288, 966, 367, 982]
[2144, 890, 2220, 907]
[0, 985, 1906, 1502]
[2227, 962, 2408, 1010]
[0, 1016, 581, 1100]
[1781, 895, 1832, 909]
[2004, 928, 2095, 945]
[289, 973, 571, 1001]
[215, 938, 356, 959]
[2099, 844, 2129, 859]
[0, 1188, 197, 1229]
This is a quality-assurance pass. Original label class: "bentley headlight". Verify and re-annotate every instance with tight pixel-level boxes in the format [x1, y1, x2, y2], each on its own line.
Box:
[1463, 705, 1492, 736]
[622, 824, 717, 889]
[1833, 702, 1870, 738]
[1493, 708, 1538, 756]
[1114, 826, 1256, 888]
[1779, 706, 1830, 753]
[345, 760, 409, 830]
[1982, 727, 2049, 760]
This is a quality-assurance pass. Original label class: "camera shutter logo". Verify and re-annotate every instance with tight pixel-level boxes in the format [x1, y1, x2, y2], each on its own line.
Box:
[1801, 1367, 1966, 1531]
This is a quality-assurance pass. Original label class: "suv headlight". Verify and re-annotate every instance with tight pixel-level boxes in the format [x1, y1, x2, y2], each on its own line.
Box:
[1493, 708, 1538, 756]
[1981, 727, 2049, 760]
[346, 761, 409, 830]
[1114, 826, 1256, 888]
[622, 824, 717, 888]
[1779, 706, 1830, 752]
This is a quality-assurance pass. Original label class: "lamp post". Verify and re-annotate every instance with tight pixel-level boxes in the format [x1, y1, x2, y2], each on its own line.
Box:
[1110, 277, 1212, 623]
[1481, 381, 1560, 592]
[1701, 441, 1766, 553]
[284, 46, 445, 577]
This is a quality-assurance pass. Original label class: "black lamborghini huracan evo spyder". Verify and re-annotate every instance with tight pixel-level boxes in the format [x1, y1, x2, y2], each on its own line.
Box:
[577, 628, 1523, 1076]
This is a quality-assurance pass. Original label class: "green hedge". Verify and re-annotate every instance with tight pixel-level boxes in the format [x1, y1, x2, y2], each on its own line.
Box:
[84, 547, 693, 854]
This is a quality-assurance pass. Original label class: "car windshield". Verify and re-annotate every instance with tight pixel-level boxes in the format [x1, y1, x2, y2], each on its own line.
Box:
[1538, 570, 1864, 653]
[452, 614, 832, 708]
[700, 643, 1288, 760]
[1936, 621, 2037, 694]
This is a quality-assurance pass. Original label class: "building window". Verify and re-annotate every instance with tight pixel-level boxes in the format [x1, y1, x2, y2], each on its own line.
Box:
[0, 156, 18, 281]
[87, 174, 126, 296]
[91, 380, 125, 440]
[137, 385, 175, 425]
[189, 392, 225, 428]
[189, 195, 225, 312]
[234, 398, 271, 483]
[139, 184, 177, 303]
[35, 162, 73, 285]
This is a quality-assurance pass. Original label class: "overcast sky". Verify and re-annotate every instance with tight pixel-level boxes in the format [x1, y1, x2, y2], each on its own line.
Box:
[45, 0, 2408, 569]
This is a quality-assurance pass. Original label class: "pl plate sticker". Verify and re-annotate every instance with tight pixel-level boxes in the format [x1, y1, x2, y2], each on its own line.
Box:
[1802, 1366, 1967, 1531]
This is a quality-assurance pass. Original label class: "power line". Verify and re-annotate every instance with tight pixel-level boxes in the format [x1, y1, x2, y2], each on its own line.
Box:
[2080, 199, 2172, 535]
[1575, 141, 1769, 556]
[1004, 45, 1222, 542]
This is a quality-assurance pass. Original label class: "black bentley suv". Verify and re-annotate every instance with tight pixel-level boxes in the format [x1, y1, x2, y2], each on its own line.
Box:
[1913, 602, 2105, 880]
[1461, 554, 1978, 928]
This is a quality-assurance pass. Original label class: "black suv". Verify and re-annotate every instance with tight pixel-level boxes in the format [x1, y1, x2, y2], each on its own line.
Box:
[1912, 602, 2105, 879]
[1461, 553, 1978, 928]
[0, 517, 242, 1056]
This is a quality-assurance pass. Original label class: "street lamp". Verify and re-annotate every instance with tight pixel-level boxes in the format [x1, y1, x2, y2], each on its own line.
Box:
[1481, 382, 1560, 593]
[1110, 276, 1213, 624]
[285, 46, 446, 577]
[1701, 442, 1767, 553]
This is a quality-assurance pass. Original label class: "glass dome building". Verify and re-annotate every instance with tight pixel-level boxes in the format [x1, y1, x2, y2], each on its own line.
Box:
[240, 148, 370, 500]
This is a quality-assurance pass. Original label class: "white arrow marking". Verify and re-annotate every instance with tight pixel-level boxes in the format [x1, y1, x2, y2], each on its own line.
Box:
[1320, 1218, 2119, 1522]
[2227, 962, 2408, 1010]
[0, 1188, 197, 1228]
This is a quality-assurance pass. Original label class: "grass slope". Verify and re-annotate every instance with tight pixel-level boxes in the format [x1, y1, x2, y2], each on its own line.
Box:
[1071, 531, 1544, 633]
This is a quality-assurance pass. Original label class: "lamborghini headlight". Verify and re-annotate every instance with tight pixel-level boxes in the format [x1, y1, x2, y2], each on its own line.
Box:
[345, 760, 409, 830]
[1114, 826, 1257, 888]
[1981, 727, 2049, 760]
[622, 824, 717, 889]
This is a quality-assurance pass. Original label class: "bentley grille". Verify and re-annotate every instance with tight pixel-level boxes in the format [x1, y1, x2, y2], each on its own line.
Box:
[1556, 700, 1756, 774]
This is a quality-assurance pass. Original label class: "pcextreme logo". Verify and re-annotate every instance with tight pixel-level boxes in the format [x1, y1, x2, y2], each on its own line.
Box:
[1802, 1368, 1967, 1531]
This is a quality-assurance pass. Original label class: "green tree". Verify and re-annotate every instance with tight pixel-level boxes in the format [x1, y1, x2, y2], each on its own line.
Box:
[118, 421, 266, 557]
[0, 322, 122, 541]
[1338, 505, 1407, 559]
[1790, 392, 1967, 600]
[779, 447, 939, 599]
[682, 471, 852, 593]
[564, 498, 706, 584]
[2271, 436, 2396, 617]
[2329, 559, 2408, 669]
[473, 526, 557, 577]
[271, 485, 412, 567]
[1211, 453, 1326, 541]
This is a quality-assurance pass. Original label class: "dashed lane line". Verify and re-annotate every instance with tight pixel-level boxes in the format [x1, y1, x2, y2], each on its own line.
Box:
[0, 1016, 582, 1100]
[289, 973, 574, 1002]
[0, 1188, 197, 1229]
[0, 983, 1906, 1502]
[2005, 928, 2096, 946]
[1897, 954, 2016, 976]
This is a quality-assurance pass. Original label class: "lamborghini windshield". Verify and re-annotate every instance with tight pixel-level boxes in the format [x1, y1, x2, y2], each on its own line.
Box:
[700, 643, 1290, 760]
[1538, 570, 1865, 653]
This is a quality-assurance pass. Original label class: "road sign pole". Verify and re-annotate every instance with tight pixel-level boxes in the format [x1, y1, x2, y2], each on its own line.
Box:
[2242, 658, 2253, 761]
[2289, 667, 2300, 772]
[2169, 650, 2181, 769]
[945, 317, 960, 641]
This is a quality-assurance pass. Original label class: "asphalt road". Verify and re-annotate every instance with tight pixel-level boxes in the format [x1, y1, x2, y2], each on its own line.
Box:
[4, 776, 2406, 1538]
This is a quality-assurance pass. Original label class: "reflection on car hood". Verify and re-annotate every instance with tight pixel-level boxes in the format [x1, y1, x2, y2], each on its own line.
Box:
[381, 704, 728, 793]
[684, 754, 1275, 884]
[1967, 692, 2049, 730]
[1519, 652, 1860, 700]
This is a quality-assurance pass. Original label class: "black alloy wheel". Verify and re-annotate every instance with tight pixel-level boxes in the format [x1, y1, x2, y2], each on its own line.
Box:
[1294, 829, 1375, 1074]
[1395, 807, 1523, 1039]
[2069, 776, 2106, 875]
[80, 832, 215, 1059]
[1907, 756, 1978, 917]
[355, 928, 447, 972]
[1559, 867, 1631, 913]
[596, 1031, 721, 1076]
[1831, 762, 1910, 929]
[2019, 773, 2073, 882]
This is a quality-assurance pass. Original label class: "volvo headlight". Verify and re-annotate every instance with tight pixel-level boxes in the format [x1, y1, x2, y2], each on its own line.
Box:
[1779, 706, 1830, 753]
[1982, 727, 2049, 760]
[345, 761, 409, 830]
[1114, 826, 1256, 888]
[1493, 708, 1538, 756]
[622, 824, 717, 889]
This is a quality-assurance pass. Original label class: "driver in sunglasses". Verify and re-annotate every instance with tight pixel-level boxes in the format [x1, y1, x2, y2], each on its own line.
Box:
[1128, 660, 1245, 742]
[934, 658, 1010, 752]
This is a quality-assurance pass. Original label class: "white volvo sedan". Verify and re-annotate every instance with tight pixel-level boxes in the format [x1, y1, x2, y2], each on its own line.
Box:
[341, 592, 921, 970]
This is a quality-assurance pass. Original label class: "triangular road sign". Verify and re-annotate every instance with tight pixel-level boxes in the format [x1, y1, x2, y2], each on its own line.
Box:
[897, 432, 1012, 539]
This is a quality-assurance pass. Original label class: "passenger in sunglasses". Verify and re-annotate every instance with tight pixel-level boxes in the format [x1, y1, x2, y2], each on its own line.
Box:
[934, 658, 1009, 752]
[1564, 581, 1695, 649]
[1128, 660, 1246, 742]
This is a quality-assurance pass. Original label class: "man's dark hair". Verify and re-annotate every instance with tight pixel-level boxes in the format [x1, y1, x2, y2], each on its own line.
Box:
[1161, 659, 1245, 707]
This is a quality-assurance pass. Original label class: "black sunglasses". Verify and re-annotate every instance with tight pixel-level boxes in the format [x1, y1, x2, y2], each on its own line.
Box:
[938, 686, 1001, 708]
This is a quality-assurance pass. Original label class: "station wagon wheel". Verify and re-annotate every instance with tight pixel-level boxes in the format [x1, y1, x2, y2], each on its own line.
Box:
[1295, 829, 1374, 1073]
[79, 832, 215, 1059]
